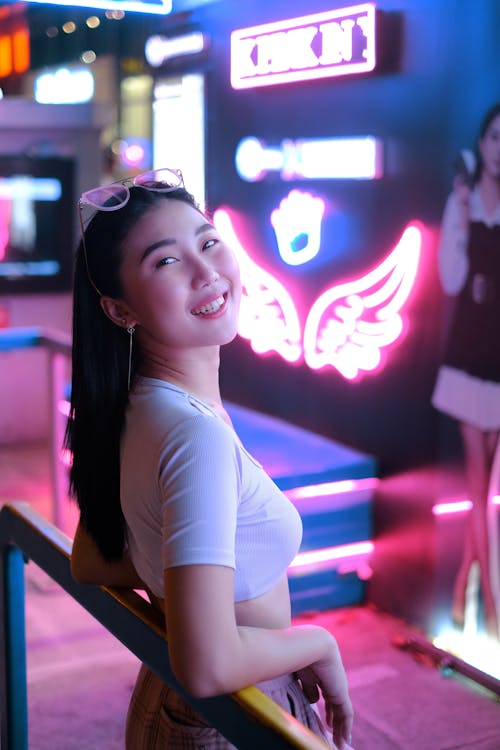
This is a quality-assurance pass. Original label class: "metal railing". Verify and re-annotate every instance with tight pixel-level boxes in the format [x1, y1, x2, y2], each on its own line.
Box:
[0, 502, 330, 750]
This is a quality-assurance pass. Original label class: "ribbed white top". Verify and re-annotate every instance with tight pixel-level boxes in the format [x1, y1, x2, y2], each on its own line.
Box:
[120, 377, 303, 601]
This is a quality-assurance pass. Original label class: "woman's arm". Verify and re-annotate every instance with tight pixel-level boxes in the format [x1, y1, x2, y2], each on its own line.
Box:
[164, 564, 353, 749]
[71, 519, 145, 588]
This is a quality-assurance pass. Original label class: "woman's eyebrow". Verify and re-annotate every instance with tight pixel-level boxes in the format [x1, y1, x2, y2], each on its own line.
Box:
[140, 238, 175, 262]
[139, 222, 215, 262]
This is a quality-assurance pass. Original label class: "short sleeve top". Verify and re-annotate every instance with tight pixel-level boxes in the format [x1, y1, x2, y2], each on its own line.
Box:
[120, 377, 303, 601]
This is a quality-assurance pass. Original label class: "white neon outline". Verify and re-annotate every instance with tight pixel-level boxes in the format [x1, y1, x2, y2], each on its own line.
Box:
[270, 190, 325, 266]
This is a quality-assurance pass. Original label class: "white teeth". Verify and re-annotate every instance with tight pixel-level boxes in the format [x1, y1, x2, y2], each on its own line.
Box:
[192, 295, 225, 316]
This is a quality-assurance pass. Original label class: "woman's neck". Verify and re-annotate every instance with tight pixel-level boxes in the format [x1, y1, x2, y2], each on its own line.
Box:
[138, 347, 223, 406]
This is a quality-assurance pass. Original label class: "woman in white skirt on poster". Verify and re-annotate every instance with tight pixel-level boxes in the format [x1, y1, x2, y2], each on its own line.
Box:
[432, 103, 500, 641]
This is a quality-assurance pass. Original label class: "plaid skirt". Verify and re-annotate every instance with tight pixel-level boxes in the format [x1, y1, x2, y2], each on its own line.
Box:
[125, 663, 333, 749]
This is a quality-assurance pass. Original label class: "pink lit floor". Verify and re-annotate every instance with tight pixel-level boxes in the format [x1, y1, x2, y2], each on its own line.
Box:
[1, 440, 499, 750]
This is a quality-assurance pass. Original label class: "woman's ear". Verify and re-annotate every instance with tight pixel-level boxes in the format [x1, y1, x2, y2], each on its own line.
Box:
[100, 295, 137, 330]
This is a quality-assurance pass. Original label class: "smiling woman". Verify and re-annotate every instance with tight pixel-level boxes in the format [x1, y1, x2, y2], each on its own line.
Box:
[66, 172, 354, 749]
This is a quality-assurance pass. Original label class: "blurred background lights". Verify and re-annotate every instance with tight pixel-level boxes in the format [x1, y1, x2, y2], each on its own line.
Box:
[46, 26, 59, 38]
[62, 21, 76, 34]
[80, 50, 97, 64]
[86, 16, 100, 28]
[120, 137, 151, 170]
[35, 68, 94, 104]
[105, 9, 125, 19]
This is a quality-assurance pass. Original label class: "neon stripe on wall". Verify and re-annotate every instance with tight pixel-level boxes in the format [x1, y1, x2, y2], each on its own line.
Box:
[289, 540, 374, 571]
[286, 477, 379, 501]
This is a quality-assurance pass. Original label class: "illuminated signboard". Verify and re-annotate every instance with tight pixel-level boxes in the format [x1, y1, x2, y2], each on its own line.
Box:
[231, 3, 376, 89]
[20, 0, 172, 15]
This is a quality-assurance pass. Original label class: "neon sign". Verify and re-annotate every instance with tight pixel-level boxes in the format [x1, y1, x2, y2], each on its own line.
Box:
[231, 3, 376, 90]
[303, 224, 421, 377]
[214, 207, 423, 380]
[235, 135, 383, 182]
[271, 190, 325, 266]
[21, 0, 172, 14]
[145, 32, 207, 67]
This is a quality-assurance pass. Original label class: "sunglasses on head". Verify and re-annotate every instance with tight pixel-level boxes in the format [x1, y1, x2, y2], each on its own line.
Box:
[78, 167, 184, 295]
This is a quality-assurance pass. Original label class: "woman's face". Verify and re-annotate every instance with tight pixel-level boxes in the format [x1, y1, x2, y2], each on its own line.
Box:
[117, 199, 242, 354]
[479, 113, 500, 180]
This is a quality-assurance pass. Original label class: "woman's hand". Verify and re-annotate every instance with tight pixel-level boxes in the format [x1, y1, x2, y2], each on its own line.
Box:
[453, 177, 471, 232]
[296, 636, 354, 750]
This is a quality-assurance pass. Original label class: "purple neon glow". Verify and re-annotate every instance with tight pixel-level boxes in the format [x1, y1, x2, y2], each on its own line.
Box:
[289, 540, 374, 570]
[231, 3, 376, 90]
[286, 477, 379, 501]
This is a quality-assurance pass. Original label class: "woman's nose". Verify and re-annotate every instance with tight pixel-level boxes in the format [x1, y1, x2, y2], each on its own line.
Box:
[192, 258, 220, 287]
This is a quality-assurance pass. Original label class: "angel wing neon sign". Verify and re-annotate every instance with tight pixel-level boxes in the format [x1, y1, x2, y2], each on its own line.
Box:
[213, 205, 423, 381]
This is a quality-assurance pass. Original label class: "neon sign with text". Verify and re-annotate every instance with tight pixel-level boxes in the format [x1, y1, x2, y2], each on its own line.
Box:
[231, 3, 376, 90]
[214, 207, 422, 380]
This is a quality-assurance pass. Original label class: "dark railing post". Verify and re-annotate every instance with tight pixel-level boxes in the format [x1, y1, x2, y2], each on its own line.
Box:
[0, 542, 29, 750]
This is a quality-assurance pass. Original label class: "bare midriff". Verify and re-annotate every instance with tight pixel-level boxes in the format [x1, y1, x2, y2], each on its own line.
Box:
[153, 574, 291, 631]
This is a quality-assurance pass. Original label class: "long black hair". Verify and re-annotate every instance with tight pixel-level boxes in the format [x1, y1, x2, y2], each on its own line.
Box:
[65, 185, 198, 560]
[474, 102, 500, 182]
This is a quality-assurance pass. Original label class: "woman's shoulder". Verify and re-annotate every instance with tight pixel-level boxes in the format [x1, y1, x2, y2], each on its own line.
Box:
[127, 376, 236, 445]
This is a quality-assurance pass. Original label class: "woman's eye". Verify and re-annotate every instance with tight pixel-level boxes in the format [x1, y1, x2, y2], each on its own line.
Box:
[156, 257, 177, 268]
[203, 238, 218, 251]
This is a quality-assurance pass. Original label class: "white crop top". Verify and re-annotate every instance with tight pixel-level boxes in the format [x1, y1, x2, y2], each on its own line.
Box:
[120, 376, 303, 601]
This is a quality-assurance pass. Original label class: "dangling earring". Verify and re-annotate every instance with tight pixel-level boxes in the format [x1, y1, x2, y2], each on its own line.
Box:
[127, 326, 135, 391]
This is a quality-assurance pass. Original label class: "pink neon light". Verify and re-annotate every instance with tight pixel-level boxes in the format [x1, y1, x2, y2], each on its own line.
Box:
[0, 195, 12, 262]
[286, 476, 378, 501]
[213, 208, 302, 362]
[303, 224, 422, 378]
[433, 496, 500, 515]
[231, 3, 376, 90]
[289, 540, 374, 570]
[214, 207, 423, 379]
[433, 500, 473, 516]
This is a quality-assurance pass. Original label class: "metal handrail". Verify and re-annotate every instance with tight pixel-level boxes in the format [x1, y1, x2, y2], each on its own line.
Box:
[0, 502, 330, 750]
